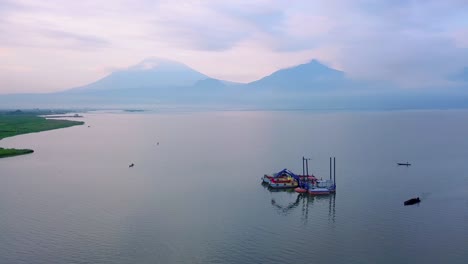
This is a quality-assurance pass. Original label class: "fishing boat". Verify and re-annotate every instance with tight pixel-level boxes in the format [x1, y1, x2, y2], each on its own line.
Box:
[404, 197, 420, 206]
[397, 162, 411, 166]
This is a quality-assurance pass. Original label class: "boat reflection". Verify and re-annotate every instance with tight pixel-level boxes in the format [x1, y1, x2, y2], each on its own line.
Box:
[266, 185, 336, 223]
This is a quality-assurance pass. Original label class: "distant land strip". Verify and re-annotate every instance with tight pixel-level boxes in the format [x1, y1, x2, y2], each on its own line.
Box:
[0, 110, 84, 158]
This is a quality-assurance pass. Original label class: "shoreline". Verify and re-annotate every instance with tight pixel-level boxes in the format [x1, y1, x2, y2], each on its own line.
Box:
[0, 113, 84, 158]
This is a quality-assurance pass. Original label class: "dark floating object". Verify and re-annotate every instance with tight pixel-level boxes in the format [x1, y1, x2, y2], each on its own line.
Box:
[129, 163, 134, 168]
[88, 126, 90, 128]
[397, 162, 411, 166]
[404, 197, 420, 206]
[156, 142, 159, 145]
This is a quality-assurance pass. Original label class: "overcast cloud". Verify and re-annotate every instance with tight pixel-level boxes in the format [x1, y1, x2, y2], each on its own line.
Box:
[0, 0, 467, 93]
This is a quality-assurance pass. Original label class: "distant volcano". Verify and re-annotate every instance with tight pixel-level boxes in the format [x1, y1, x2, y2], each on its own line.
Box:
[248, 60, 348, 91]
[67, 58, 209, 93]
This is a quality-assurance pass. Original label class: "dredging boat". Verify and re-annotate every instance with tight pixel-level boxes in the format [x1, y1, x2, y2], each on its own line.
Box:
[294, 157, 337, 195]
[263, 157, 338, 193]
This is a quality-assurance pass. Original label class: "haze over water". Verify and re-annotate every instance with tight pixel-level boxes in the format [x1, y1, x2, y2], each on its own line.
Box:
[1, 110, 467, 263]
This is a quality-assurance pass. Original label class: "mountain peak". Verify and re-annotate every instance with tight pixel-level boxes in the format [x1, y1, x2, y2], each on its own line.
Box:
[128, 57, 191, 72]
[248, 58, 345, 90]
[307, 59, 324, 65]
[68, 57, 208, 92]
[294, 59, 337, 71]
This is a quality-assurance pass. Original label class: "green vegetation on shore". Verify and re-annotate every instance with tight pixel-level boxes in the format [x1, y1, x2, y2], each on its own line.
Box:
[0, 110, 84, 158]
[0, 148, 34, 158]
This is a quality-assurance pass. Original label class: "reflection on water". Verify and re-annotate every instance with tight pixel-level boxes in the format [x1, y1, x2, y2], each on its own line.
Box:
[264, 183, 336, 224]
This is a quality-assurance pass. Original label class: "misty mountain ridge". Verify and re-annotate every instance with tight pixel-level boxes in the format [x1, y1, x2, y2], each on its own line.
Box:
[66, 58, 357, 95]
[2, 57, 468, 110]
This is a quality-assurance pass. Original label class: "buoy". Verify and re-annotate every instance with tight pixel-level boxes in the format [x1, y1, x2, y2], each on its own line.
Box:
[129, 163, 134, 168]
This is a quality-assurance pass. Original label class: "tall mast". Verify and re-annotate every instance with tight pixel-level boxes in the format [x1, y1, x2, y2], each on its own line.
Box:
[302, 156, 305, 175]
[333, 157, 336, 185]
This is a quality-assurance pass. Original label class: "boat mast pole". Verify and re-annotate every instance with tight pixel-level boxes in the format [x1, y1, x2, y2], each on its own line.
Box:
[306, 158, 309, 176]
[333, 157, 336, 185]
[302, 156, 305, 175]
[329, 157, 332, 181]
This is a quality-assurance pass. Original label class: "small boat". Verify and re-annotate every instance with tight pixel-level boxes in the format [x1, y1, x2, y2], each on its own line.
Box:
[129, 163, 134, 168]
[397, 162, 411, 166]
[404, 197, 420, 206]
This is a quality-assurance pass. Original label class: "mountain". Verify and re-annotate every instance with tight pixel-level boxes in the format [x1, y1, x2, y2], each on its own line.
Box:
[248, 60, 349, 91]
[192, 78, 226, 89]
[55, 58, 244, 105]
[2, 58, 468, 110]
[67, 58, 209, 93]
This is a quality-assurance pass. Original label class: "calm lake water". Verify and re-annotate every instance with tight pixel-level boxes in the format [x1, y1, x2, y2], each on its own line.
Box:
[1, 110, 467, 264]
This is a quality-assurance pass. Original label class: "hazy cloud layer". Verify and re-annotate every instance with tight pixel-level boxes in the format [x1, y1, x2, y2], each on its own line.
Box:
[0, 0, 467, 93]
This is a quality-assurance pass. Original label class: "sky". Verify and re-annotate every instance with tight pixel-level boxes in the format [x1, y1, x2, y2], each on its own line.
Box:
[0, 0, 467, 94]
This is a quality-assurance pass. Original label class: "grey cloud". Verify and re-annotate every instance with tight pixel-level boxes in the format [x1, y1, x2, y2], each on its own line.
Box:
[143, 1, 286, 51]
[336, 30, 468, 87]
[0, 1, 110, 51]
[0, 0, 23, 14]
[151, 22, 248, 51]
[253, 0, 468, 86]
[40, 29, 110, 50]
[0, 19, 110, 51]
